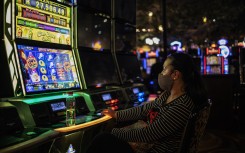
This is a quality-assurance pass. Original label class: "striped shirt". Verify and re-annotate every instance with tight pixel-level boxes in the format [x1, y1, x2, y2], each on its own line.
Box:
[111, 91, 195, 153]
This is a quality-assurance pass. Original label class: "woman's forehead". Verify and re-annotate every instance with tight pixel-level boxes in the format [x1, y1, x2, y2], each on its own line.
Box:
[163, 58, 172, 67]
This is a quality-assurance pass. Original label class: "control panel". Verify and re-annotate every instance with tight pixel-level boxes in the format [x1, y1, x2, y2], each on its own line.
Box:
[81, 88, 127, 112]
[9, 94, 90, 127]
[122, 84, 150, 108]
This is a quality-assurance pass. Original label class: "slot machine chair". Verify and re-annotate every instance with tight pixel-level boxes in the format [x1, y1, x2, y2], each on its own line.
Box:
[178, 99, 212, 153]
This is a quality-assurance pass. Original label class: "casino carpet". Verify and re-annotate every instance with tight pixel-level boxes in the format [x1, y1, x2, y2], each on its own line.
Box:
[198, 129, 245, 153]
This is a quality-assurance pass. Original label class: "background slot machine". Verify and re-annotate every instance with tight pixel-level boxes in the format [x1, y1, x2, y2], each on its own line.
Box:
[76, 48, 127, 112]
[204, 44, 224, 74]
[75, 6, 128, 113]
[115, 53, 150, 108]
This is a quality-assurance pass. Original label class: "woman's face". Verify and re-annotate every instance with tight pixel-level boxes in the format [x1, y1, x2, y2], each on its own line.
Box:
[161, 58, 174, 76]
[158, 58, 175, 91]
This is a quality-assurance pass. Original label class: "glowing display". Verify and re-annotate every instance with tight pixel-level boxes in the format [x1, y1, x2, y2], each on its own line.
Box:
[133, 88, 139, 94]
[17, 45, 80, 93]
[102, 94, 112, 101]
[16, 0, 71, 45]
[51, 102, 66, 111]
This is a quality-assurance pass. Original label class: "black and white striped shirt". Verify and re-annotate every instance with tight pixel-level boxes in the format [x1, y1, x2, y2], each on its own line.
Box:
[111, 91, 195, 153]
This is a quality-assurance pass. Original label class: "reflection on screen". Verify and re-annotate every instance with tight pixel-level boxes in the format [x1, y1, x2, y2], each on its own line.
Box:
[116, 53, 142, 84]
[115, 22, 136, 53]
[77, 11, 111, 50]
[17, 45, 80, 93]
[78, 49, 120, 88]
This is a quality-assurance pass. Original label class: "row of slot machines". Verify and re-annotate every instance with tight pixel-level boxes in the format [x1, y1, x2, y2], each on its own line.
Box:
[0, 83, 149, 153]
[0, 0, 150, 152]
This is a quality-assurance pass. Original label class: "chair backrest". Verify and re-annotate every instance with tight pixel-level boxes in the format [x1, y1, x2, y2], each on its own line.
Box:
[178, 99, 212, 153]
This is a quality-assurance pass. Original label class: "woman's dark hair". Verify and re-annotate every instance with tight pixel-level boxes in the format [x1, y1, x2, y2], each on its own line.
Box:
[168, 52, 208, 105]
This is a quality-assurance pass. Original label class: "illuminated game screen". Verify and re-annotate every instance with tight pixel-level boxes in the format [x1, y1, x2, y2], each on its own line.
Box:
[116, 53, 142, 84]
[17, 45, 80, 94]
[78, 49, 120, 88]
[16, 0, 71, 45]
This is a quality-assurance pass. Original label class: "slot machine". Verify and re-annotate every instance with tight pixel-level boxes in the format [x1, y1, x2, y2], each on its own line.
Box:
[203, 45, 224, 74]
[0, 102, 59, 153]
[75, 7, 129, 113]
[115, 53, 150, 108]
[2, 0, 111, 152]
[75, 48, 127, 112]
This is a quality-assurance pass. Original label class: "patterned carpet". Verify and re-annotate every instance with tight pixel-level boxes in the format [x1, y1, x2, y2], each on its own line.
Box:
[198, 129, 245, 153]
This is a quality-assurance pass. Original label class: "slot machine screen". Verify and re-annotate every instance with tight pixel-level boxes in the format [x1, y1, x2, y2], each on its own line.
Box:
[17, 45, 80, 94]
[15, 0, 71, 45]
[116, 53, 142, 84]
[115, 21, 136, 53]
[78, 49, 120, 88]
[77, 10, 111, 50]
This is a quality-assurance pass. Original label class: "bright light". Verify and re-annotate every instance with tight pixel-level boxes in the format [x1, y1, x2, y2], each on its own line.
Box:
[142, 28, 146, 32]
[152, 37, 160, 44]
[203, 17, 207, 23]
[148, 11, 153, 17]
[218, 39, 228, 46]
[219, 45, 230, 58]
[170, 41, 182, 51]
[158, 25, 163, 31]
[145, 38, 153, 45]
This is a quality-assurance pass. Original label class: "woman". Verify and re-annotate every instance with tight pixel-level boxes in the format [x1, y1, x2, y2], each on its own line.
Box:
[86, 52, 208, 153]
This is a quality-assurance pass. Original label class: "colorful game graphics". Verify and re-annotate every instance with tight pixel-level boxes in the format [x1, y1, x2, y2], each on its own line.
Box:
[18, 45, 80, 93]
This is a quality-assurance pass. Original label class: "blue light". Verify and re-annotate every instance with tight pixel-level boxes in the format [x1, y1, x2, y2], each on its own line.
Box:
[150, 81, 154, 85]
[138, 92, 145, 103]
[218, 39, 228, 46]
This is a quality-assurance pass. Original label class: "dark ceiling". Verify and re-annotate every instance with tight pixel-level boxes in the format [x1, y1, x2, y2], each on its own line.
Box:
[136, 0, 245, 46]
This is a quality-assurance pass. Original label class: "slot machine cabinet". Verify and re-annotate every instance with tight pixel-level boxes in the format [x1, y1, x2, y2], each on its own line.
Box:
[0, 102, 59, 153]
[81, 88, 127, 112]
[122, 83, 150, 108]
[115, 53, 150, 106]
[204, 46, 224, 74]
[9, 93, 90, 127]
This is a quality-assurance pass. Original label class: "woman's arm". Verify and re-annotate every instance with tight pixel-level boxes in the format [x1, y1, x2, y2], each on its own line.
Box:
[103, 100, 158, 122]
[111, 103, 191, 142]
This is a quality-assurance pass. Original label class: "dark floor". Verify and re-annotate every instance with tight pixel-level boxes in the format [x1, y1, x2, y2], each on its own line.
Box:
[198, 129, 245, 153]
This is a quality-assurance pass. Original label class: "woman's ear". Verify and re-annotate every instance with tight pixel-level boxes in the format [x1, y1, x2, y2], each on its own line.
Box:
[172, 70, 181, 80]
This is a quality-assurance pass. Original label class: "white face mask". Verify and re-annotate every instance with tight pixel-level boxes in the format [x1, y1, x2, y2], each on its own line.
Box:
[158, 73, 174, 91]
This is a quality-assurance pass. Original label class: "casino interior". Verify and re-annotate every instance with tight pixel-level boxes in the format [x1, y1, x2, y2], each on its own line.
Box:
[1, 0, 245, 153]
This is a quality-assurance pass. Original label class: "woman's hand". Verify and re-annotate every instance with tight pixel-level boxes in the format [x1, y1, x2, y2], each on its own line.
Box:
[102, 107, 117, 119]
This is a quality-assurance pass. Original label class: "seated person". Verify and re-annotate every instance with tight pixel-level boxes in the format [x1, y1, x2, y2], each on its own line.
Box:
[86, 52, 208, 153]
